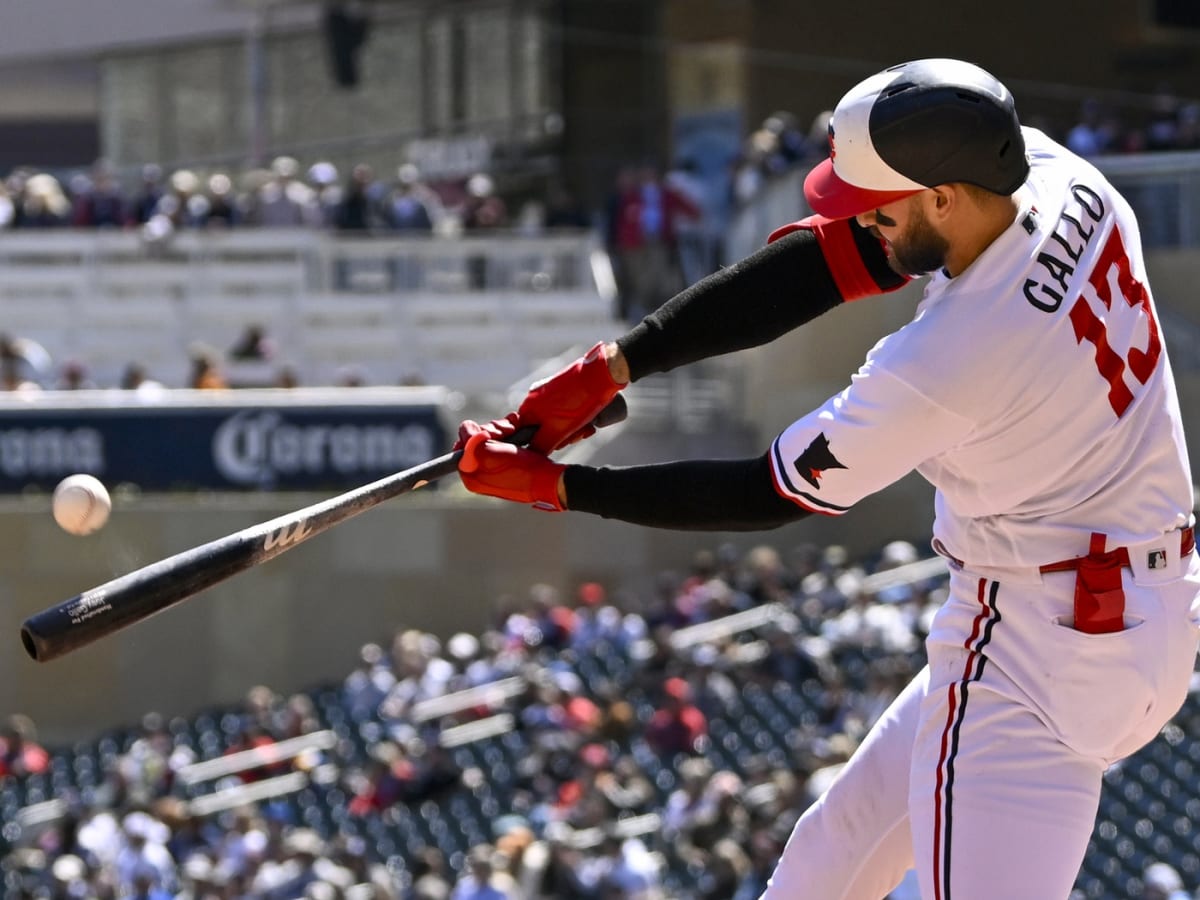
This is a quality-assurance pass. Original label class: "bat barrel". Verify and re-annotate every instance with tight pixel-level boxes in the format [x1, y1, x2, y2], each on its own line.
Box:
[21, 537, 260, 663]
[21, 597, 113, 663]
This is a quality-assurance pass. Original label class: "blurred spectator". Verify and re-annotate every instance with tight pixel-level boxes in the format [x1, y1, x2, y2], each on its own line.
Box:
[4, 167, 32, 226]
[0, 332, 50, 389]
[383, 164, 442, 233]
[665, 156, 715, 286]
[461, 173, 508, 231]
[1178, 104, 1200, 151]
[222, 719, 285, 783]
[203, 172, 242, 228]
[131, 164, 166, 225]
[274, 364, 301, 388]
[644, 676, 708, 757]
[121, 362, 168, 398]
[114, 712, 185, 807]
[229, 323, 276, 362]
[346, 749, 405, 816]
[307, 160, 342, 227]
[595, 835, 663, 897]
[411, 847, 455, 900]
[254, 155, 320, 227]
[335, 364, 368, 387]
[176, 852, 227, 899]
[450, 843, 517, 899]
[128, 869, 175, 900]
[188, 345, 229, 390]
[731, 109, 827, 209]
[335, 163, 381, 231]
[1146, 86, 1183, 152]
[54, 358, 96, 390]
[255, 827, 324, 898]
[521, 670, 602, 748]
[663, 755, 716, 840]
[0, 713, 50, 778]
[1065, 98, 1115, 158]
[154, 169, 206, 229]
[71, 158, 129, 228]
[115, 811, 177, 895]
[343, 641, 396, 721]
[461, 172, 509, 289]
[0, 180, 14, 229]
[761, 110, 812, 168]
[605, 163, 699, 322]
[18, 172, 71, 227]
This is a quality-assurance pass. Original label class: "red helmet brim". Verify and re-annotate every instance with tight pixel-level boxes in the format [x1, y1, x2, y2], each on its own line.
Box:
[803, 158, 924, 220]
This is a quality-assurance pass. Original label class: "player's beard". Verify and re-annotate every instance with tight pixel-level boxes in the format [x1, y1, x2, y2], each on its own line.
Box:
[883, 208, 950, 277]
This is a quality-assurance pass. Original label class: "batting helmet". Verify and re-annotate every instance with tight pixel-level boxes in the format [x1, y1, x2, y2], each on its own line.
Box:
[804, 58, 1030, 219]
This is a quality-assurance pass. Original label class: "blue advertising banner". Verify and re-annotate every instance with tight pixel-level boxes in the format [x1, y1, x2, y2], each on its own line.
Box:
[0, 388, 451, 492]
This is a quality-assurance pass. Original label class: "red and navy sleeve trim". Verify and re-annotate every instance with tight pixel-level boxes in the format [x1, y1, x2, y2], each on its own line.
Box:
[769, 214, 909, 302]
[770, 441, 852, 515]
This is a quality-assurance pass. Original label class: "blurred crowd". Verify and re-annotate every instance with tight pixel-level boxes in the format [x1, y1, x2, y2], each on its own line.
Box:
[2, 534, 1196, 899]
[0, 325, 369, 395]
[2, 89, 1198, 242]
[0, 156, 559, 242]
[1063, 91, 1200, 159]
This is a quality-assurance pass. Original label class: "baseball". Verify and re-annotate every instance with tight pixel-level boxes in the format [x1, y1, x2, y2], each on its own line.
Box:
[52, 474, 112, 536]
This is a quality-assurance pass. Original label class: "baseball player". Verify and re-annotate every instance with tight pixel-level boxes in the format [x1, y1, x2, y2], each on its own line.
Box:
[455, 58, 1200, 899]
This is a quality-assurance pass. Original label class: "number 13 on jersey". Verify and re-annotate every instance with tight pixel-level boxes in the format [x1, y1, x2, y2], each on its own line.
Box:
[1068, 225, 1163, 418]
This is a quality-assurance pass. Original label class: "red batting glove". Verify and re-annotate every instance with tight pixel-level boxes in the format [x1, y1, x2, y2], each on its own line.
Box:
[457, 422, 566, 511]
[452, 413, 519, 451]
[512, 341, 624, 454]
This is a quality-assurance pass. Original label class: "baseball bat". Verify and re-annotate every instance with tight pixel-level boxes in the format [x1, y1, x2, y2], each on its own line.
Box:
[21, 396, 627, 663]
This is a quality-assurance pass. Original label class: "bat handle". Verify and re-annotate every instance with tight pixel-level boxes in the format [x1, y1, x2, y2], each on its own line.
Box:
[501, 394, 628, 447]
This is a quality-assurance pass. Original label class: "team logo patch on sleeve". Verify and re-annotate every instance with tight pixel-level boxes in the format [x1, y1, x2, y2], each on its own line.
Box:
[794, 433, 848, 489]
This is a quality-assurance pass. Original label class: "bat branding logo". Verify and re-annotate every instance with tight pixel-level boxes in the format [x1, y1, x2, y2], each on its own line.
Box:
[66, 591, 113, 625]
[263, 521, 314, 551]
[793, 432, 847, 490]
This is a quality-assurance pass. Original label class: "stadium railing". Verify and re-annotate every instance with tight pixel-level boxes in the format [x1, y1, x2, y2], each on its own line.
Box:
[0, 228, 617, 395]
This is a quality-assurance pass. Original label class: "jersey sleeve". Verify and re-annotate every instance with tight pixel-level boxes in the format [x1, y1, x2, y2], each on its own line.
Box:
[768, 214, 910, 302]
[769, 360, 974, 515]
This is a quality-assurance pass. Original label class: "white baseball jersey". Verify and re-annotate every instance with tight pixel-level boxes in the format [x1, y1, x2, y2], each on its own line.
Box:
[770, 127, 1193, 568]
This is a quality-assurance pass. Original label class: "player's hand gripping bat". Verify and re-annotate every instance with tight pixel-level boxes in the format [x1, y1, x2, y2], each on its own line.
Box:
[20, 396, 627, 663]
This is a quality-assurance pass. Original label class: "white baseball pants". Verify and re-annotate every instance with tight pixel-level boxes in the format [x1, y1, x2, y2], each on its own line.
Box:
[761, 543, 1200, 900]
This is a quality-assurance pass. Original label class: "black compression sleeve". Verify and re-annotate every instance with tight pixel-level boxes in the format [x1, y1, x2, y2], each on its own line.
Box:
[615, 227, 842, 381]
[562, 453, 812, 531]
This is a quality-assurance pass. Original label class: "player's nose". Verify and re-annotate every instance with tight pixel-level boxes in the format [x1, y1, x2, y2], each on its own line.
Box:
[856, 209, 876, 229]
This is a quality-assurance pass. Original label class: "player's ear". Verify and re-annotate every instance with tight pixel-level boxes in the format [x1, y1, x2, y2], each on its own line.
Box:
[927, 185, 957, 223]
